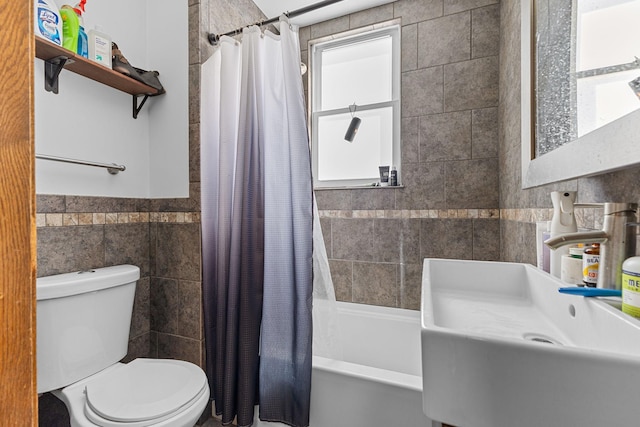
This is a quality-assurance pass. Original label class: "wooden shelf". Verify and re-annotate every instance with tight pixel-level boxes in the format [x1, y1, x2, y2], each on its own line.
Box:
[35, 37, 159, 96]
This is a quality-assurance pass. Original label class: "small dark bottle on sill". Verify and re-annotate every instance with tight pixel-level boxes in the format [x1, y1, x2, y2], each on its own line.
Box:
[390, 166, 398, 186]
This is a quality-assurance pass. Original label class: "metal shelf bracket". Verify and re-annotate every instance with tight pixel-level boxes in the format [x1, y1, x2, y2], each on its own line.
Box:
[44, 55, 71, 94]
[132, 94, 150, 119]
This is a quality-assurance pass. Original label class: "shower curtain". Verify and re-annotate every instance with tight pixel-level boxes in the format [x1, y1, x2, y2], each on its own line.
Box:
[200, 18, 313, 427]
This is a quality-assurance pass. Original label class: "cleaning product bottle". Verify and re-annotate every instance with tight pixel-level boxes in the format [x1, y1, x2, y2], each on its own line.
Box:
[74, 0, 88, 58]
[35, 0, 63, 46]
[60, 1, 87, 56]
[622, 256, 640, 318]
[88, 25, 112, 68]
[549, 191, 578, 278]
[60, 4, 80, 52]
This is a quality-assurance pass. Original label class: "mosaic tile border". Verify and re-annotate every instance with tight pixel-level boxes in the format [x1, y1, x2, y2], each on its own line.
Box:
[36, 208, 603, 227]
[36, 212, 201, 227]
[318, 209, 500, 219]
[500, 208, 604, 230]
[318, 208, 605, 229]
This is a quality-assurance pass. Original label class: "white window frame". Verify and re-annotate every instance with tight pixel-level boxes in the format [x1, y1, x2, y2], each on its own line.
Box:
[309, 21, 401, 189]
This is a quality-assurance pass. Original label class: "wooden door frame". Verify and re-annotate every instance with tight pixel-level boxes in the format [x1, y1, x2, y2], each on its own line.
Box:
[0, 0, 38, 424]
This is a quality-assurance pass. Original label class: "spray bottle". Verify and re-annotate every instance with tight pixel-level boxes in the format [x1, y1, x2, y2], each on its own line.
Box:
[60, 4, 79, 52]
[74, 0, 88, 58]
[59, 0, 87, 56]
[549, 191, 578, 278]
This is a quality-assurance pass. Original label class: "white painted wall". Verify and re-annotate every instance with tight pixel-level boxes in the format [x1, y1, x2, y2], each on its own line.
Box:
[34, 0, 189, 198]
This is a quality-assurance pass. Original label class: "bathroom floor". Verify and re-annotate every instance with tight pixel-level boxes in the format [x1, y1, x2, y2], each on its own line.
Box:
[202, 417, 227, 427]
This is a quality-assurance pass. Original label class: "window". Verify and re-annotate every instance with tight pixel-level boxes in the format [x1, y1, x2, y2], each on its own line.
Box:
[309, 23, 401, 188]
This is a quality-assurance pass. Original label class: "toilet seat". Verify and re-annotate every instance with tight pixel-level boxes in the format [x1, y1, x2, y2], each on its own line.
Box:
[83, 359, 207, 427]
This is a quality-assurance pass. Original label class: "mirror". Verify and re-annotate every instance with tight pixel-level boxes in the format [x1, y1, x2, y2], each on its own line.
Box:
[521, 0, 640, 188]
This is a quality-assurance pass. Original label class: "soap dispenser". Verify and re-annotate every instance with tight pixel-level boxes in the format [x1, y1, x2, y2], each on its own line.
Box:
[549, 191, 577, 278]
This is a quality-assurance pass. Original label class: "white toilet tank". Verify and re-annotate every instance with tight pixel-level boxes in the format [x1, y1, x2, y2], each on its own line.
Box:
[36, 265, 140, 394]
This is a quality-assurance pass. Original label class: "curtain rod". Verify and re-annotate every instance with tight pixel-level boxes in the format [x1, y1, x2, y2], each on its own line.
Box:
[207, 0, 344, 45]
[36, 154, 126, 175]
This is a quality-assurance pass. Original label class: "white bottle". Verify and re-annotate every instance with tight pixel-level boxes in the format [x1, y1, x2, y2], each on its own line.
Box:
[35, 0, 63, 46]
[88, 26, 112, 68]
[549, 191, 577, 278]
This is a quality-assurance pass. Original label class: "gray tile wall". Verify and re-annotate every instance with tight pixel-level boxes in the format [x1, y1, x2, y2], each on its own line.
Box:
[304, 0, 501, 310]
[35, 196, 204, 366]
[498, 2, 640, 263]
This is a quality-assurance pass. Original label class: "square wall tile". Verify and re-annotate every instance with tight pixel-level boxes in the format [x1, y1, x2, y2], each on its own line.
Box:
[402, 24, 418, 72]
[420, 111, 472, 161]
[349, 3, 394, 29]
[157, 333, 203, 368]
[394, 0, 443, 26]
[373, 218, 421, 264]
[445, 158, 499, 208]
[179, 280, 203, 340]
[151, 277, 179, 335]
[155, 223, 202, 281]
[444, 56, 498, 112]
[402, 66, 444, 118]
[105, 223, 150, 276]
[329, 259, 353, 302]
[471, 107, 498, 159]
[401, 263, 423, 310]
[130, 276, 151, 339]
[395, 162, 446, 210]
[352, 262, 398, 307]
[332, 218, 376, 261]
[420, 218, 473, 259]
[418, 12, 470, 68]
[37, 226, 105, 277]
[472, 218, 500, 261]
[471, 4, 500, 58]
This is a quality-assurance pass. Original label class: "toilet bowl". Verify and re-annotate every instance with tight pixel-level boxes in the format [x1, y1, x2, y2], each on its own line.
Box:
[36, 265, 210, 427]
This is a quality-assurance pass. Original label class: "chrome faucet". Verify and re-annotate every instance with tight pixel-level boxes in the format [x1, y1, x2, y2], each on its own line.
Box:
[544, 202, 638, 290]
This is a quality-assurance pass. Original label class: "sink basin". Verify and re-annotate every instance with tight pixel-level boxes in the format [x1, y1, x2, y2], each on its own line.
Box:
[421, 258, 640, 427]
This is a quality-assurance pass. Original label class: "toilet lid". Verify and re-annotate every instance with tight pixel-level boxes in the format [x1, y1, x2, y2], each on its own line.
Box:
[85, 358, 207, 423]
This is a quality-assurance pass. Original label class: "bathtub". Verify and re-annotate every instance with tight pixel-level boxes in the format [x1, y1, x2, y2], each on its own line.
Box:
[255, 301, 437, 427]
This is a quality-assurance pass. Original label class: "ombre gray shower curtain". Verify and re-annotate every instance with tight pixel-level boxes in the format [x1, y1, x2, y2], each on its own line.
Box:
[200, 18, 313, 427]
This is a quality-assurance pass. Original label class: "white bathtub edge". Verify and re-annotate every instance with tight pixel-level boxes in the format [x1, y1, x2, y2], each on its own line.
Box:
[312, 355, 422, 392]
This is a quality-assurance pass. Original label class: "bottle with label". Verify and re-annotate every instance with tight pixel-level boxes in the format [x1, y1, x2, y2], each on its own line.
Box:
[60, 5, 79, 52]
[549, 191, 577, 278]
[582, 243, 600, 287]
[622, 256, 640, 318]
[88, 26, 112, 68]
[390, 166, 398, 186]
[35, 0, 63, 46]
[74, 1, 88, 58]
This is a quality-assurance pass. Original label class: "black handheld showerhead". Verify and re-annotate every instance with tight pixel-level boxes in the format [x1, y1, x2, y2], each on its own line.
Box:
[344, 117, 361, 142]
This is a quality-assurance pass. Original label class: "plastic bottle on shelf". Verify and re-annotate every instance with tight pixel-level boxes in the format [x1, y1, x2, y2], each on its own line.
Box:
[60, 5, 80, 52]
[88, 26, 112, 68]
[35, 0, 63, 46]
[59, 0, 87, 56]
[74, 0, 88, 58]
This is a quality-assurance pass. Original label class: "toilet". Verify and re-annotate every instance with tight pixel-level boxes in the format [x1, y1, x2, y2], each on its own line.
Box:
[36, 265, 210, 427]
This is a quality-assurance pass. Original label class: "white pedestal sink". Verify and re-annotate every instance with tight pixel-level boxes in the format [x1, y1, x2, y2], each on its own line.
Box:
[421, 258, 640, 427]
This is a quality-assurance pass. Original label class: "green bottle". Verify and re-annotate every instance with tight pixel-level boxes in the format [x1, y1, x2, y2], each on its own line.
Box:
[60, 5, 80, 53]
